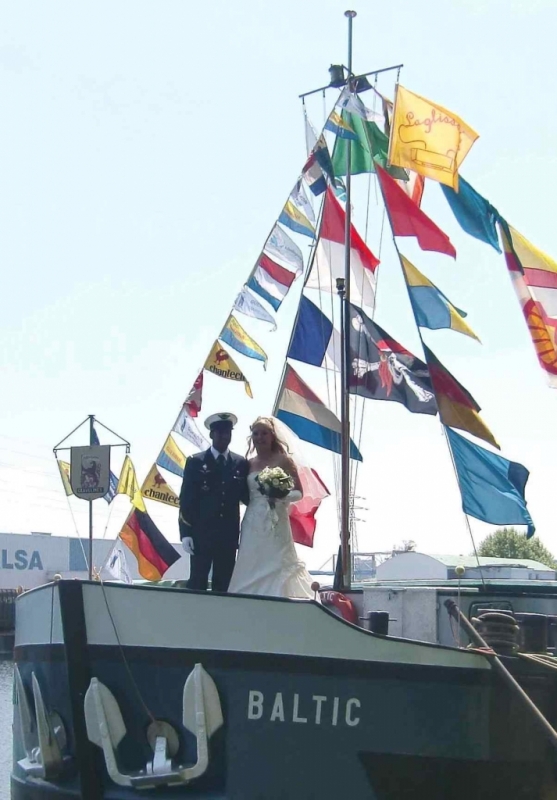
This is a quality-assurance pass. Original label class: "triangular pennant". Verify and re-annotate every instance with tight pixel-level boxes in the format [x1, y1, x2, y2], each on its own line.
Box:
[204, 342, 253, 397]
[220, 315, 267, 367]
[141, 464, 180, 508]
[156, 434, 187, 478]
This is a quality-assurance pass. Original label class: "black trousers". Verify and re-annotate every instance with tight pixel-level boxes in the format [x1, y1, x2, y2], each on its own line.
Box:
[187, 542, 237, 592]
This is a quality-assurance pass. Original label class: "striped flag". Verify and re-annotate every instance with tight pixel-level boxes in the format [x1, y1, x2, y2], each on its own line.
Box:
[423, 345, 498, 449]
[499, 219, 557, 387]
[400, 254, 479, 340]
[325, 109, 358, 140]
[306, 188, 379, 307]
[275, 364, 362, 461]
[287, 295, 341, 370]
[103, 471, 118, 504]
[264, 224, 303, 274]
[156, 435, 187, 478]
[279, 199, 315, 239]
[248, 254, 297, 311]
[119, 509, 180, 581]
[220, 315, 267, 367]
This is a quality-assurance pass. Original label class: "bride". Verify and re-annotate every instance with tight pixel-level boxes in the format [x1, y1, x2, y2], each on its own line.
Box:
[227, 416, 317, 599]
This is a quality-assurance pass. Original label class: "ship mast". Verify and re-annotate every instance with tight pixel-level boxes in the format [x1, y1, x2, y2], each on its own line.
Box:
[338, 10, 357, 590]
[298, 14, 403, 590]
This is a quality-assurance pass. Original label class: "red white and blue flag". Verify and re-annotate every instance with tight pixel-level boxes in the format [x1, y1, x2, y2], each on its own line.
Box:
[248, 254, 297, 312]
[276, 364, 362, 461]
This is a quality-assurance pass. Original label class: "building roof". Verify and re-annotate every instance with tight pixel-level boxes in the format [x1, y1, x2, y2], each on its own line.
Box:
[427, 554, 553, 571]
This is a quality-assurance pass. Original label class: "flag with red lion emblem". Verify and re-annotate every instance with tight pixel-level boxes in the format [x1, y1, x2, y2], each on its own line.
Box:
[204, 341, 253, 397]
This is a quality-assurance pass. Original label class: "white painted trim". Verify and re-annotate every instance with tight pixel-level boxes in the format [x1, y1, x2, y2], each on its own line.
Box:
[85, 584, 487, 670]
[15, 584, 64, 646]
[15, 582, 490, 671]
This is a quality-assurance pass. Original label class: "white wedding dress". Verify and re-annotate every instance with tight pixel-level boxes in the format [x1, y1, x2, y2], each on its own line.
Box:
[228, 473, 315, 599]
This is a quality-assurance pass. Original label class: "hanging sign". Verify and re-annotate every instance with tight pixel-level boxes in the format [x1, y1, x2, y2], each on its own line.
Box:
[70, 445, 111, 501]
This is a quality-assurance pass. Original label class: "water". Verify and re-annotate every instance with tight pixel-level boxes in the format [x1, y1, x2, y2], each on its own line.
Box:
[0, 660, 13, 796]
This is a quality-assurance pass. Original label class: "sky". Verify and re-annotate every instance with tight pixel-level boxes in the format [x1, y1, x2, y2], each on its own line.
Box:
[1, 0, 556, 574]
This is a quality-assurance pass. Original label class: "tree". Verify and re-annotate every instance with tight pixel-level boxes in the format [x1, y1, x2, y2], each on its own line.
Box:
[392, 540, 417, 553]
[477, 528, 557, 569]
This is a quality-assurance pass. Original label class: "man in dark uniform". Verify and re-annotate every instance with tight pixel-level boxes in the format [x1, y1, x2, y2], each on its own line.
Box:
[179, 412, 249, 592]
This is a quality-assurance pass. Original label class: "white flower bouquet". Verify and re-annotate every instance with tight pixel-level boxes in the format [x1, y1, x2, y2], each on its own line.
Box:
[256, 466, 294, 508]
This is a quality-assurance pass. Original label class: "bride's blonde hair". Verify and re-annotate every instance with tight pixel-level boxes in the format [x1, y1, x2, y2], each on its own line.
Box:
[246, 416, 291, 457]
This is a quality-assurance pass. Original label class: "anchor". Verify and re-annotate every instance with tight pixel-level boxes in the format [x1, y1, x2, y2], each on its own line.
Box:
[14, 666, 69, 779]
[84, 663, 223, 789]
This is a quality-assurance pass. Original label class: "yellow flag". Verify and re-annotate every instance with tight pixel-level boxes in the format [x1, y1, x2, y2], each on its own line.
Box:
[116, 456, 146, 512]
[499, 221, 557, 386]
[222, 315, 268, 368]
[400, 255, 479, 341]
[157, 434, 186, 476]
[141, 464, 180, 508]
[204, 341, 253, 398]
[388, 85, 478, 190]
[57, 460, 73, 496]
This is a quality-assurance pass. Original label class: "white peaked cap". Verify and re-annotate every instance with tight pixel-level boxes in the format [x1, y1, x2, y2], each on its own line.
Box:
[204, 412, 238, 430]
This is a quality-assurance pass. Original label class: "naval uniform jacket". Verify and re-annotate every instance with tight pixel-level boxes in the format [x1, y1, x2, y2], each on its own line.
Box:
[179, 449, 249, 552]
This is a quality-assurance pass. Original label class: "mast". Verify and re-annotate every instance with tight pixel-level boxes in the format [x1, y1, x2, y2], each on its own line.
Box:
[297, 17, 402, 589]
[339, 10, 356, 590]
[88, 414, 95, 579]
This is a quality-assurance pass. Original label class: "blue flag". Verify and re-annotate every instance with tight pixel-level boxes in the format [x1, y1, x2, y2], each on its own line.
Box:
[446, 427, 535, 537]
[92, 425, 100, 445]
[287, 295, 340, 370]
[440, 176, 501, 252]
[103, 471, 118, 504]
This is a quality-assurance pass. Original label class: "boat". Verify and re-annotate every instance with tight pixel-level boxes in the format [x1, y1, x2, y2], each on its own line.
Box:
[12, 10, 557, 800]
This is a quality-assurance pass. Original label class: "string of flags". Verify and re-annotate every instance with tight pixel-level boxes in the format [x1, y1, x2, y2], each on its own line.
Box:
[58, 77, 555, 574]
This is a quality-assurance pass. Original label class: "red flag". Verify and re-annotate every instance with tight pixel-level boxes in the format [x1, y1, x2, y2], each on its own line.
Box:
[398, 171, 425, 208]
[288, 467, 330, 548]
[184, 371, 203, 417]
[306, 189, 379, 306]
[321, 189, 379, 274]
[376, 164, 456, 258]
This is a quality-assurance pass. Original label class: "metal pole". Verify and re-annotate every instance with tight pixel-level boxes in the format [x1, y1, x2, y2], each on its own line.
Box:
[88, 415, 94, 580]
[340, 9, 356, 590]
[445, 599, 557, 752]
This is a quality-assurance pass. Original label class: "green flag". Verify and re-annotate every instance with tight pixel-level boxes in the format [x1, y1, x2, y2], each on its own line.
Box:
[332, 110, 408, 180]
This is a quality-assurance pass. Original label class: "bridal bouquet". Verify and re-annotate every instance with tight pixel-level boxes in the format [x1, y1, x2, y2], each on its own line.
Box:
[256, 466, 294, 509]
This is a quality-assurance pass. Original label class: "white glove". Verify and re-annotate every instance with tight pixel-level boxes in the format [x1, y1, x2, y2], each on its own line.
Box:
[181, 537, 195, 555]
[284, 490, 302, 506]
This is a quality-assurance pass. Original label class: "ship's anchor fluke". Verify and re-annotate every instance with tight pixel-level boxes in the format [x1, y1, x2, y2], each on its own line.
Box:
[14, 667, 68, 779]
[84, 663, 223, 789]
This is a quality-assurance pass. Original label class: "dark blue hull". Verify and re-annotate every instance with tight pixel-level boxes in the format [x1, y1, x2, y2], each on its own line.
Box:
[11, 581, 557, 799]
